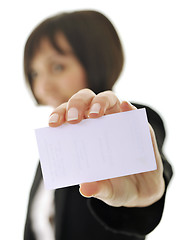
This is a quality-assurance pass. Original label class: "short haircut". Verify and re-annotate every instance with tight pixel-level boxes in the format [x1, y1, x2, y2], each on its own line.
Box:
[24, 10, 124, 102]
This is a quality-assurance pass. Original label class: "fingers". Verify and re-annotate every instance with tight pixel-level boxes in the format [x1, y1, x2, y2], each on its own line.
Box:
[67, 88, 96, 122]
[49, 89, 122, 127]
[89, 91, 121, 117]
[48, 89, 137, 127]
[120, 101, 137, 112]
[49, 89, 95, 126]
[49, 102, 67, 127]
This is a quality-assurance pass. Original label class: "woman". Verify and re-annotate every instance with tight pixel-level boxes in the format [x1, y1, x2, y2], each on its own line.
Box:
[23, 10, 172, 240]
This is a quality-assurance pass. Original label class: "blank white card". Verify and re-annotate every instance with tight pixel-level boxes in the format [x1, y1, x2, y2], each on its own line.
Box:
[35, 108, 157, 189]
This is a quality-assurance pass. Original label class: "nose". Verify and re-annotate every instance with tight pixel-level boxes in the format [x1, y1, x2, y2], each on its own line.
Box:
[34, 73, 54, 100]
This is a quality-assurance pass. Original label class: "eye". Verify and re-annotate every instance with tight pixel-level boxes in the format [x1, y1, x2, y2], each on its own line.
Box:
[53, 64, 64, 72]
[30, 70, 38, 80]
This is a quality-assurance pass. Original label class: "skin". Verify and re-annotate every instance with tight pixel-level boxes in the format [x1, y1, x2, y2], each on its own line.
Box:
[31, 33, 165, 208]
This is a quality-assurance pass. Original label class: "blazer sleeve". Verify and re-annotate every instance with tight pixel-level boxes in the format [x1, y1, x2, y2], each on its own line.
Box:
[87, 103, 173, 238]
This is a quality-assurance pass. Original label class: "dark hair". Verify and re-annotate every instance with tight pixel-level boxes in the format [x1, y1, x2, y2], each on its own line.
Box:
[24, 10, 124, 101]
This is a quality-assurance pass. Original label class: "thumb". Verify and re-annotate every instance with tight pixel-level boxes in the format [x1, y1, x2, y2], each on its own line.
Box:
[79, 180, 113, 199]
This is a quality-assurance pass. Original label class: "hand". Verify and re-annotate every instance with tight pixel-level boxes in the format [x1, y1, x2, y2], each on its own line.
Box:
[49, 88, 165, 207]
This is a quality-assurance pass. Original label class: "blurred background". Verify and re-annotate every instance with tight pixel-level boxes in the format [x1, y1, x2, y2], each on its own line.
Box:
[0, 0, 175, 239]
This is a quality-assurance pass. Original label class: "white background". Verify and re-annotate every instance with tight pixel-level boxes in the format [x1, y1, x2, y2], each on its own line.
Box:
[0, 1, 175, 239]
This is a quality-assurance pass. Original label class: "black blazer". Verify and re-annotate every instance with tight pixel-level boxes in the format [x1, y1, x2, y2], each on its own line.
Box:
[24, 104, 173, 240]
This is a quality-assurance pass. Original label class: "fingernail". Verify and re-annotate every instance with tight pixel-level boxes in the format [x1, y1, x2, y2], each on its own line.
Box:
[49, 113, 59, 123]
[89, 103, 101, 114]
[67, 107, 78, 121]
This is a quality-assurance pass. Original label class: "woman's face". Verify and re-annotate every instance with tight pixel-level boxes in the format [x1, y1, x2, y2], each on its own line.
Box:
[30, 33, 87, 108]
